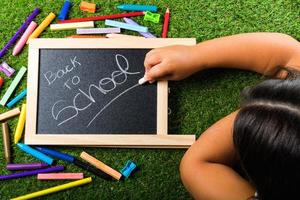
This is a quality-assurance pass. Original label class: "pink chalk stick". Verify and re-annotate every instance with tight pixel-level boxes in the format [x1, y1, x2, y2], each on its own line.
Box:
[37, 173, 84, 180]
[12, 21, 37, 56]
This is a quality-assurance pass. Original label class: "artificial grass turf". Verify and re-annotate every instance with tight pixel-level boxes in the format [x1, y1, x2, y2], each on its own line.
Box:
[0, 0, 298, 199]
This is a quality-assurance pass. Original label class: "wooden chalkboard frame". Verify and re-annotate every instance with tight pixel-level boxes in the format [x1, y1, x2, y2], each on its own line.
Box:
[26, 38, 196, 148]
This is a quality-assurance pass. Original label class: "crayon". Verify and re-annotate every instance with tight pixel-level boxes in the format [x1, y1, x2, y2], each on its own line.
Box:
[105, 19, 148, 33]
[80, 151, 122, 180]
[35, 146, 111, 180]
[0, 108, 20, 121]
[67, 35, 106, 38]
[14, 104, 26, 144]
[0, 166, 64, 181]
[12, 21, 37, 56]
[58, 0, 72, 20]
[162, 8, 170, 38]
[7, 89, 27, 108]
[17, 143, 54, 165]
[123, 17, 156, 38]
[37, 173, 84, 180]
[80, 1, 96, 13]
[0, 67, 27, 106]
[2, 122, 11, 163]
[0, 8, 40, 58]
[117, 4, 158, 12]
[50, 21, 94, 31]
[76, 27, 120, 34]
[11, 177, 92, 200]
[27, 12, 56, 44]
[0, 77, 4, 88]
[59, 12, 144, 23]
[0, 61, 15, 77]
[7, 163, 48, 171]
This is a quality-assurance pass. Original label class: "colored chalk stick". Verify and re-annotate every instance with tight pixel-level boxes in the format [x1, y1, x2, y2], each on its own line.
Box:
[0, 166, 64, 181]
[80, 151, 122, 180]
[0, 77, 4, 88]
[2, 122, 11, 163]
[0, 107, 20, 121]
[80, 1, 96, 13]
[11, 177, 92, 200]
[51, 21, 94, 31]
[106, 33, 144, 39]
[38, 173, 84, 180]
[14, 104, 26, 144]
[27, 12, 56, 44]
[67, 35, 106, 38]
[76, 27, 120, 34]
[0, 8, 40, 58]
[117, 4, 157, 12]
[105, 19, 148, 33]
[17, 143, 54, 165]
[13, 21, 38, 56]
[0, 67, 26, 106]
[7, 163, 48, 171]
[58, 0, 72, 20]
[0, 61, 15, 77]
[7, 89, 27, 108]
[123, 17, 156, 38]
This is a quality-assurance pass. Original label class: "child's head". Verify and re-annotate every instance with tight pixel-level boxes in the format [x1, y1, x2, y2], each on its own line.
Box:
[233, 78, 300, 200]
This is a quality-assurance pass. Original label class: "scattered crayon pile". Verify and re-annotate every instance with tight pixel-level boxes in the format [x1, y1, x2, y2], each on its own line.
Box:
[0, 1, 170, 198]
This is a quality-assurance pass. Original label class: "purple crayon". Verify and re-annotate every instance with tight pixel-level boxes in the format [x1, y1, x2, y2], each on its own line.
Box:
[0, 8, 40, 58]
[0, 166, 64, 181]
[123, 17, 156, 38]
[7, 163, 48, 171]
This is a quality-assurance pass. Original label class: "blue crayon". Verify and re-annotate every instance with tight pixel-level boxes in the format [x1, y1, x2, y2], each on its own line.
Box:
[58, 0, 72, 20]
[105, 19, 148, 33]
[7, 89, 27, 108]
[17, 143, 54, 165]
[117, 4, 157, 12]
[35, 147, 74, 163]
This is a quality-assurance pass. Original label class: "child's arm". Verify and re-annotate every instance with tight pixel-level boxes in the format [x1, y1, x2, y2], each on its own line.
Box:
[180, 111, 255, 200]
[144, 32, 300, 81]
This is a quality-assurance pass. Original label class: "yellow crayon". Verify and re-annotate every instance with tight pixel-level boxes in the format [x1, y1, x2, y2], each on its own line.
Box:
[11, 177, 92, 200]
[14, 104, 26, 144]
[26, 12, 56, 44]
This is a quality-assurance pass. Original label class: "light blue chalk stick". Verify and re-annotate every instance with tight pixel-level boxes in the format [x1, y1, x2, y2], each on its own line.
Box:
[117, 4, 157, 12]
[7, 89, 27, 108]
[105, 19, 148, 33]
[0, 67, 27, 106]
[17, 143, 54, 165]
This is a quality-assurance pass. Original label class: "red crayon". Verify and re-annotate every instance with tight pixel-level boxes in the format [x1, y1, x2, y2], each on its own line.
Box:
[58, 12, 144, 24]
[162, 8, 170, 38]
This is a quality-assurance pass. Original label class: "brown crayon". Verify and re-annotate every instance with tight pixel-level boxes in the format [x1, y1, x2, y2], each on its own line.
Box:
[2, 122, 11, 163]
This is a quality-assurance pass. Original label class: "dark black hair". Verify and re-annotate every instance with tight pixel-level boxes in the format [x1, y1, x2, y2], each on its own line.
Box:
[233, 77, 300, 200]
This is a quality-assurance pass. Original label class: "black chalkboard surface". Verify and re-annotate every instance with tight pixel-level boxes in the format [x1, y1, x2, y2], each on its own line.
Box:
[37, 49, 157, 134]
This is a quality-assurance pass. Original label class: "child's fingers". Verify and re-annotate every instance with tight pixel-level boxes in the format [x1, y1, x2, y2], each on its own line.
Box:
[144, 52, 161, 73]
[146, 63, 171, 81]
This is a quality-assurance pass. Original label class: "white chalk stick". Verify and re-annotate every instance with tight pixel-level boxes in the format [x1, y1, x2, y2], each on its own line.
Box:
[76, 28, 121, 35]
[50, 21, 94, 31]
[138, 77, 148, 85]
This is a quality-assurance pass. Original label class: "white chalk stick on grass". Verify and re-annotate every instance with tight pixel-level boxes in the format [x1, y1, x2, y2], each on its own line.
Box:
[76, 27, 121, 34]
[50, 21, 94, 31]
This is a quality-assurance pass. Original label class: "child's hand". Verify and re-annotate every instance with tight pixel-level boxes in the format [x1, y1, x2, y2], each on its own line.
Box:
[143, 45, 199, 82]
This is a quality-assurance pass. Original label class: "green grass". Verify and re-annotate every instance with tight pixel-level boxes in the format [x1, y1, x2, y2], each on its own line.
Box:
[0, 0, 299, 199]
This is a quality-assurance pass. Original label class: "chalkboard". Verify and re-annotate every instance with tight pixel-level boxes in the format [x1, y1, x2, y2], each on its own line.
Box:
[37, 49, 157, 134]
[26, 38, 196, 147]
